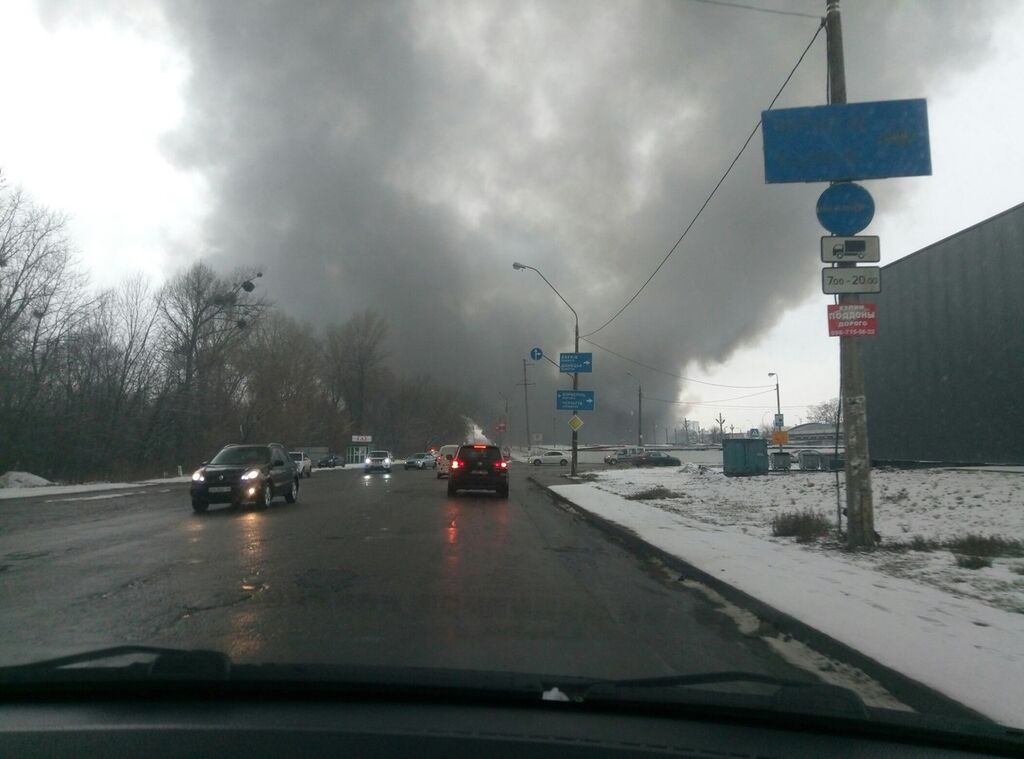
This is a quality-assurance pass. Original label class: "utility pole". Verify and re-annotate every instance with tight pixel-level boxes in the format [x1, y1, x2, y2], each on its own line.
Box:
[715, 412, 726, 440]
[498, 392, 510, 449]
[637, 384, 643, 446]
[518, 359, 534, 452]
[827, 0, 875, 549]
[769, 372, 783, 453]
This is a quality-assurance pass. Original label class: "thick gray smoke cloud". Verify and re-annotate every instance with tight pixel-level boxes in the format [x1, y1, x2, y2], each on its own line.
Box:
[41, 0, 1004, 442]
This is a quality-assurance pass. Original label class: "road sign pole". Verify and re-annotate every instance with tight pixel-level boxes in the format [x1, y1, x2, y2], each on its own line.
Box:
[828, 0, 875, 549]
[571, 322, 579, 476]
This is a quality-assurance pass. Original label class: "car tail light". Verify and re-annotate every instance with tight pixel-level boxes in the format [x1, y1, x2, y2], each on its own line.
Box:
[450, 460, 461, 470]
[472, 444, 486, 449]
[496, 460, 508, 469]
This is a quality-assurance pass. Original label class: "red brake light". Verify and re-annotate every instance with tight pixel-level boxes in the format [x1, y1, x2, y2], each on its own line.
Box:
[473, 444, 486, 449]
[450, 460, 461, 469]
[497, 460, 508, 469]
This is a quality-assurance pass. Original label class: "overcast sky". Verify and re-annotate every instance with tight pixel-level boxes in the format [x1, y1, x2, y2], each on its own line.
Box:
[3, 0, 1022, 441]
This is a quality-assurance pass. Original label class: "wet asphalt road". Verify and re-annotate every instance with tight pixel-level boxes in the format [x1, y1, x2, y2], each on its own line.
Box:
[0, 464, 813, 682]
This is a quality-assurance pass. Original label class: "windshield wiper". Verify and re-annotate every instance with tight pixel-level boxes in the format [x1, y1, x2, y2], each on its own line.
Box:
[571, 670, 870, 719]
[0, 646, 231, 683]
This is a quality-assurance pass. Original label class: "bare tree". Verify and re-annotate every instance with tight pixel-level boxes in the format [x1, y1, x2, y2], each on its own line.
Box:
[156, 262, 267, 464]
[807, 397, 842, 425]
[323, 309, 389, 433]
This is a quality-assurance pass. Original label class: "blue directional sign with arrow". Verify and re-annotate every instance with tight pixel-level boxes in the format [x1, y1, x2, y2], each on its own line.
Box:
[559, 352, 593, 373]
[530, 347, 543, 361]
[556, 390, 595, 411]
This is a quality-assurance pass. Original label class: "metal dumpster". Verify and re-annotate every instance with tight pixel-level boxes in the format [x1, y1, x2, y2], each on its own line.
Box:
[797, 450, 822, 471]
[770, 451, 792, 471]
[722, 438, 769, 477]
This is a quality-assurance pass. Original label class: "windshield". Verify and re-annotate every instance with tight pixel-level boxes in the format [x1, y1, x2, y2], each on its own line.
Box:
[1, 0, 1021, 738]
[210, 447, 270, 466]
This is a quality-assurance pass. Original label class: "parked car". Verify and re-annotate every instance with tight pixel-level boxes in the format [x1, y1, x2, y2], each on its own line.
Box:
[290, 451, 313, 478]
[531, 450, 568, 466]
[603, 446, 645, 465]
[317, 454, 342, 468]
[447, 443, 509, 497]
[364, 450, 393, 473]
[435, 444, 460, 478]
[190, 443, 298, 513]
[634, 451, 681, 467]
[405, 453, 436, 470]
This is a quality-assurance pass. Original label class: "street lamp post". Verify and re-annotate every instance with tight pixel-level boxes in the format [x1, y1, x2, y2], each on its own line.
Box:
[513, 262, 580, 476]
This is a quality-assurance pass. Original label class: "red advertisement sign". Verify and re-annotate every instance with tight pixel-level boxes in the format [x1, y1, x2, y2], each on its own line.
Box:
[828, 303, 877, 337]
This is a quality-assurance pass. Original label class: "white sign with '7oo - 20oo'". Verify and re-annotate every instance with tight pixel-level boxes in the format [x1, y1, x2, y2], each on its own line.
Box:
[822, 266, 881, 294]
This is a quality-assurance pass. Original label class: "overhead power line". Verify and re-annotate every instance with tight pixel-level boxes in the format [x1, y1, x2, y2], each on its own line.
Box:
[582, 337, 776, 390]
[682, 0, 822, 21]
[644, 388, 776, 406]
[582, 21, 825, 338]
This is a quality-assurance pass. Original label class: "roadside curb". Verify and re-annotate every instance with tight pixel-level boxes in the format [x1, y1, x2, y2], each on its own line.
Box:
[527, 475, 989, 724]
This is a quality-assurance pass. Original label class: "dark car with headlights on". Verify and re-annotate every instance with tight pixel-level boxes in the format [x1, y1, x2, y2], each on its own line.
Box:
[190, 443, 299, 513]
[447, 443, 508, 497]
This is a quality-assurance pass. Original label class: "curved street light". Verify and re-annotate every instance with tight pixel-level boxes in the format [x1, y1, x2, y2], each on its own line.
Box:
[513, 262, 581, 476]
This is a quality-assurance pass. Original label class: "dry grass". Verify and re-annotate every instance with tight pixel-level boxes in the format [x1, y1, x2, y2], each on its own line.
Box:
[771, 510, 832, 543]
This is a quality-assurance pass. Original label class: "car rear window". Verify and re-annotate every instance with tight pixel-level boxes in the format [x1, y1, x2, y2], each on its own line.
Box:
[370, 451, 389, 457]
[459, 446, 500, 461]
[290, 453, 301, 461]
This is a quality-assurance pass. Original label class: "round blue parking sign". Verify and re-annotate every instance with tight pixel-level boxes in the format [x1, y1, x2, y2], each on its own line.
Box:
[530, 347, 543, 361]
[816, 182, 875, 236]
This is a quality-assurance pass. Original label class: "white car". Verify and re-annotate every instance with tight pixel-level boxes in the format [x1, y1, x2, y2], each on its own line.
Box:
[290, 451, 313, 478]
[435, 444, 460, 478]
[364, 450, 393, 473]
[404, 453, 436, 470]
[531, 450, 569, 467]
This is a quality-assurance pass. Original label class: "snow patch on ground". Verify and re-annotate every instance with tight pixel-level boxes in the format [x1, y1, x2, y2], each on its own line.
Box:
[0, 471, 52, 488]
[589, 464, 1024, 614]
[549, 481, 1024, 727]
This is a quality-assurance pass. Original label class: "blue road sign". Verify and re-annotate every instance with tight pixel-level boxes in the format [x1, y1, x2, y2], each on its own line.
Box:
[816, 183, 875, 236]
[559, 352, 593, 373]
[530, 347, 543, 361]
[762, 98, 931, 184]
[556, 390, 595, 411]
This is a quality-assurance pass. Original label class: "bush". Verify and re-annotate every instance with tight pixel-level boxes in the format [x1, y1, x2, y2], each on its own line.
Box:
[944, 535, 1023, 558]
[771, 510, 832, 543]
[955, 554, 992, 570]
[911, 535, 938, 551]
[626, 486, 681, 501]
[1010, 564, 1024, 576]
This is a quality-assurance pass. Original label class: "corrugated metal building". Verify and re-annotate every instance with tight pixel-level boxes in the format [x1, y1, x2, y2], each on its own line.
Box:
[861, 202, 1024, 464]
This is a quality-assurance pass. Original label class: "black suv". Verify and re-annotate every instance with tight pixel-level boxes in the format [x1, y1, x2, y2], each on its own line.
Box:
[447, 444, 509, 498]
[190, 443, 299, 513]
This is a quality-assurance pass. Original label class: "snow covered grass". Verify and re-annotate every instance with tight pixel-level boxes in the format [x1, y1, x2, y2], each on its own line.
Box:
[586, 463, 1024, 615]
[549, 480, 1024, 727]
